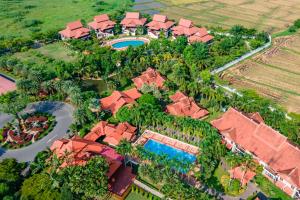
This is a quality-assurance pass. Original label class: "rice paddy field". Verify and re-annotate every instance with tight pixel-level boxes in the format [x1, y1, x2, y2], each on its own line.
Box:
[0, 0, 133, 39]
[222, 34, 300, 113]
[136, 0, 300, 33]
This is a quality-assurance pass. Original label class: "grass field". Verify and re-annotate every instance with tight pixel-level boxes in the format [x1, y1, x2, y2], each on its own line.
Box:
[149, 0, 300, 33]
[13, 42, 76, 64]
[125, 191, 148, 200]
[0, 0, 133, 39]
[222, 33, 300, 113]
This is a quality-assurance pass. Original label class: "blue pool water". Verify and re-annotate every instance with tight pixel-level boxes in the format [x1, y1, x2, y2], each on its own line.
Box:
[144, 139, 196, 164]
[112, 40, 145, 49]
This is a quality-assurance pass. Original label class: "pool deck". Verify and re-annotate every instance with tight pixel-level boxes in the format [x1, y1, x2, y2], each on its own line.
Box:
[104, 37, 150, 51]
[135, 130, 199, 155]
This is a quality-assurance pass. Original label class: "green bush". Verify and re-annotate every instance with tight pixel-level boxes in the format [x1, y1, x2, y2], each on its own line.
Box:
[288, 25, 297, 33]
[294, 19, 300, 28]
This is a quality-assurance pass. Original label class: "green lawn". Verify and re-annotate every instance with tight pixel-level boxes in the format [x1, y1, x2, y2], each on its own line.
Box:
[126, 191, 148, 200]
[13, 42, 76, 63]
[0, 0, 133, 39]
[36, 42, 77, 62]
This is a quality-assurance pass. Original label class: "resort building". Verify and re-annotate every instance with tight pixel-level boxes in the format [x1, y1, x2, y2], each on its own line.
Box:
[120, 12, 147, 35]
[146, 14, 175, 38]
[59, 20, 90, 40]
[132, 68, 166, 90]
[171, 18, 199, 38]
[0, 75, 16, 95]
[50, 136, 135, 199]
[100, 88, 141, 115]
[211, 108, 300, 198]
[188, 27, 214, 44]
[229, 166, 256, 186]
[166, 91, 209, 119]
[84, 121, 137, 146]
[88, 14, 116, 38]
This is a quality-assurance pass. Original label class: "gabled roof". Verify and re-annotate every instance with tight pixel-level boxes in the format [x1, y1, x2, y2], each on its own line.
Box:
[211, 108, 300, 188]
[0, 75, 16, 95]
[50, 136, 123, 177]
[100, 88, 141, 115]
[171, 18, 199, 36]
[188, 27, 214, 43]
[88, 14, 116, 31]
[120, 12, 147, 28]
[132, 68, 166, 89]
[84, 121, 137, 146]
[146, 14, 175, 31]
[229, 166, 256, 186]
[166, 91, 209, 119]
[59, 20, 90, 39]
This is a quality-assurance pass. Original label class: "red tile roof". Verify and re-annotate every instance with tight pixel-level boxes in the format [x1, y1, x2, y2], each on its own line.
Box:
[146, 14, 175, 31]
[50, 136, 123, 178]
[100, 88, 141, 115]
[229, 166, 256, 186]
[211, 108, 300, 188]
[120, 12, 147, 28]
[84, 121, 137, 146]
[59, 20, 90, 39]
[171, 18, 199, 36]
[0, 75, 16, 95]
[132, 68, 166, 89]
[88, 14, 116, 31]
[166, 91, 209, 119]
[188, 27, 214, 43]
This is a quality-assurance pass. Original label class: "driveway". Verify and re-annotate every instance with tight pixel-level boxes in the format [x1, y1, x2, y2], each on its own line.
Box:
[0, 101, 74, 162]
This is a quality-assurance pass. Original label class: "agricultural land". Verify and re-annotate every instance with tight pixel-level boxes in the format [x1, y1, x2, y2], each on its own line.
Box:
[136, 0, 300, 34]
[222, 33, 300, 113]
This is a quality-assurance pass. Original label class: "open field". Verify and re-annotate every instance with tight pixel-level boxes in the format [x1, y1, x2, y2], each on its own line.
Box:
[0, 0, 133, 39]
[139, 0, 300, 33]
[13, 42, 76, 63]
[222, 34, 300, 113]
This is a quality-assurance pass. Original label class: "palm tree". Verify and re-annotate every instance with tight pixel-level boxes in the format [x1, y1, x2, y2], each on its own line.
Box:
[116, 139, 132, 167]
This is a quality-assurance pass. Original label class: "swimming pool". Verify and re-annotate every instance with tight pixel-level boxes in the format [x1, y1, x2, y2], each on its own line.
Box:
[112, 40, 145, 49]
[143, 139, 197, 164]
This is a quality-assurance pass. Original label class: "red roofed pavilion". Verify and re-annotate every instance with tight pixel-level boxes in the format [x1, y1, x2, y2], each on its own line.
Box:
[211, 108, 300, 198]
[229, 166, 256, 186]
[188, 27, 214, 44]
[171, 18, 199, 38]
[0, 75, 16, 95]
[132, 68, 166, 90]
[166, 91, 209, 119]
[146, 14, 175, 38]
[88, 14, 116, 38]
[120, 12, 147, 35]
[50, 136, 135, 198]
[84, 121, 137, 146]
[100, 88, 141, 115]
[59, 20, 90, 40]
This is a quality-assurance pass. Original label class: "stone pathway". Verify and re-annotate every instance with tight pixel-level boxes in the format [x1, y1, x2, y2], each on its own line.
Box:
[133, 179, 165, 199]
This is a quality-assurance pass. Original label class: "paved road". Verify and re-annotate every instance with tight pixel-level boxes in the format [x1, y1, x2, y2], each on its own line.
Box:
[0, 101, 74, 162]
[0, 113, 14, 129]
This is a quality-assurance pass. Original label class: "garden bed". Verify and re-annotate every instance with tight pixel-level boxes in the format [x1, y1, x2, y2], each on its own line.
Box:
[0, 112, 56, 149]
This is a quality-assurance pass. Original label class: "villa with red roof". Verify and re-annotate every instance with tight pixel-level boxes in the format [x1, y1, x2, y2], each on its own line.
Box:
[0, 75, 16, 95]
[88, 14, 116, 38]
[132, 68, 166, 90]
[84, 121, 137, 146]
[59, 20, 90, 40]
[211, 108, 300, 198]
[120, 12, 147, 35]
[188, 27, 214, 44]
[50, 136, 135, 198]
[100, 88, 141, 115]
[146, 14, 175, 38]
[166, 91, 209, 119]
[171, 18, 199, 38]
[229, 166, 256, 186]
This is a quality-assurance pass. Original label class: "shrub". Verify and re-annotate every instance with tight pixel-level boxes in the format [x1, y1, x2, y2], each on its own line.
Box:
[288, 25, 297, 33]
[22, 19, 42, 28]
[294, 19, 300, 28]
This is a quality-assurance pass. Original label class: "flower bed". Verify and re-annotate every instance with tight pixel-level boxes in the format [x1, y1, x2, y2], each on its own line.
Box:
[0, 112, 56, 149]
